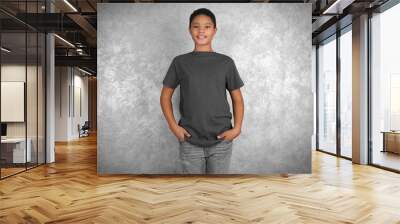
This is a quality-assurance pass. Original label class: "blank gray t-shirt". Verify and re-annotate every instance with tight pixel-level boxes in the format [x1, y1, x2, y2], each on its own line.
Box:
[162, 51, 244, 147]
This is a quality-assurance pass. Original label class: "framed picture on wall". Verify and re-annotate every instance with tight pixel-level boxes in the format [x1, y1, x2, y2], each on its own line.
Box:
[1, 81, 25, 122]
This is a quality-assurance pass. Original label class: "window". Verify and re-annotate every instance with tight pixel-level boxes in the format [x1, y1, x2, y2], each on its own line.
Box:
[340, 27, 352, 158]
[317, 35, 337, 154]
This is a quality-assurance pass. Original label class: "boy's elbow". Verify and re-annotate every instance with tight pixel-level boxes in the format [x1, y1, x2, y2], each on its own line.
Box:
[233, 98, 244, 107]
[160, 87, 173, 101]
[160, 93, 169, 103]
[230, 89, 244, 104]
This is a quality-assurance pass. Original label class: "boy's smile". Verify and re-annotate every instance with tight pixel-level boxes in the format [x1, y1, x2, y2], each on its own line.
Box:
[189, 14, 217, 49]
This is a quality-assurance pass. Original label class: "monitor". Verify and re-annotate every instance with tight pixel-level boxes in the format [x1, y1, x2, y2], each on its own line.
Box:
[1, 123, 7, 137]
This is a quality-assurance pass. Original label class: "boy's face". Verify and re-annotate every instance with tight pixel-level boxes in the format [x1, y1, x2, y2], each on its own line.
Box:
[189, 15, 217, 48]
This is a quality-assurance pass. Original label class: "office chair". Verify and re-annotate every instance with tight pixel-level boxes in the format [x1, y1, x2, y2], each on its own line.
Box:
[78, 121, 90, 138]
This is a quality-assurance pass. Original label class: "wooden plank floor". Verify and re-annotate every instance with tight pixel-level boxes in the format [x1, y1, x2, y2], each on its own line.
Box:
[1, 133, 400, 224]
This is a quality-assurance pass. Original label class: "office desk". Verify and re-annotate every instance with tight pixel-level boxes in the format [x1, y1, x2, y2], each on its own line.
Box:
[1, 138, 32, 163]
[381, 131, 400, 154]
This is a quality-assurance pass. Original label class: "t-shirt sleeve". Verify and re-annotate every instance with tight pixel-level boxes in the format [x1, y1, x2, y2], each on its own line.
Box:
[162, 57, 180, 88]
[226, 58, 244, 91]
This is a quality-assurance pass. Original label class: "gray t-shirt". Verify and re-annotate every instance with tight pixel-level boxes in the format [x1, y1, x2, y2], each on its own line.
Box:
[162, 51, 244, 147]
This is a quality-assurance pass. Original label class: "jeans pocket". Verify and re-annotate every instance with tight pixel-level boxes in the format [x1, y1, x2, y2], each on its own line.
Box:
[179, 136, 189, 143]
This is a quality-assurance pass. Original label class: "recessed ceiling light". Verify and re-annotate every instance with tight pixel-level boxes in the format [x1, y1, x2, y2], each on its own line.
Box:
[322, 0, 354, 14]
[54, 34, 75, 48]
[78, 67, 93, 76]
[63, 0, 78, 12]
[1, 47, 11, 53]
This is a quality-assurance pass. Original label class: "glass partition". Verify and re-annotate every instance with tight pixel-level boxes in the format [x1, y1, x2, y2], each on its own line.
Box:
[339, 27, 352, 158]
[38, 32, 45, 165]
[0, 1, 46, 179]
[317, 35, 337, 155]
[1, 31, 28, 177]
[27, 30, 38, 169]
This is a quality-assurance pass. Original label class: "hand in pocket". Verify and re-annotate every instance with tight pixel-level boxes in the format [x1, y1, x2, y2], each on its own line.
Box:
[171, 124, 191, 142]
[217, 128, 241, 141]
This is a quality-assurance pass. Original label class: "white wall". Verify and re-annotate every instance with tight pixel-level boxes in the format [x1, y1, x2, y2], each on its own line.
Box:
[72, 72, 89, 138]
[312, 45, 316, 150]
[1, 64, 42, 137]
[1, 63, 46, 164]
[55, 67, 89, 141]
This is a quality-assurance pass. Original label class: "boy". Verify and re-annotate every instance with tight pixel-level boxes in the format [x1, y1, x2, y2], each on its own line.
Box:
[160, 8, 244, 174]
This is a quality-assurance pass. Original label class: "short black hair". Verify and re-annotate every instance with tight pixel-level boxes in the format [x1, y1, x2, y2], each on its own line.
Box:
[189, 8, 216, 28]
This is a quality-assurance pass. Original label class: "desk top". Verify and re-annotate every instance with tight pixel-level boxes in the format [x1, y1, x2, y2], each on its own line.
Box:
[381, 131, 400, 134]
[1, 138, 31, 143]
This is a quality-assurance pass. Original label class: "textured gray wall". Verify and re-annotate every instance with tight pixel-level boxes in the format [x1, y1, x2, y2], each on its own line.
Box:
[97, 3, 312, 174]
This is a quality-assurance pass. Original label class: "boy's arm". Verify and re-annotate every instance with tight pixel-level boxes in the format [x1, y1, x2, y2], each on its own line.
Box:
[229, 88, 244, 133]
[218, 88, 244, 140]
[160, 86, 179, 129]
[160, 86, 191, 141]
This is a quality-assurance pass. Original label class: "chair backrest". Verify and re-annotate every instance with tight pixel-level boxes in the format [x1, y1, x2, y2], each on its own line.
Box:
[82, 121, 90, 129]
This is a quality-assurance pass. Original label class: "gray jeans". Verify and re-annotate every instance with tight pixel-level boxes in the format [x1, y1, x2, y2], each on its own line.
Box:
[178, 139, 233, 174]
